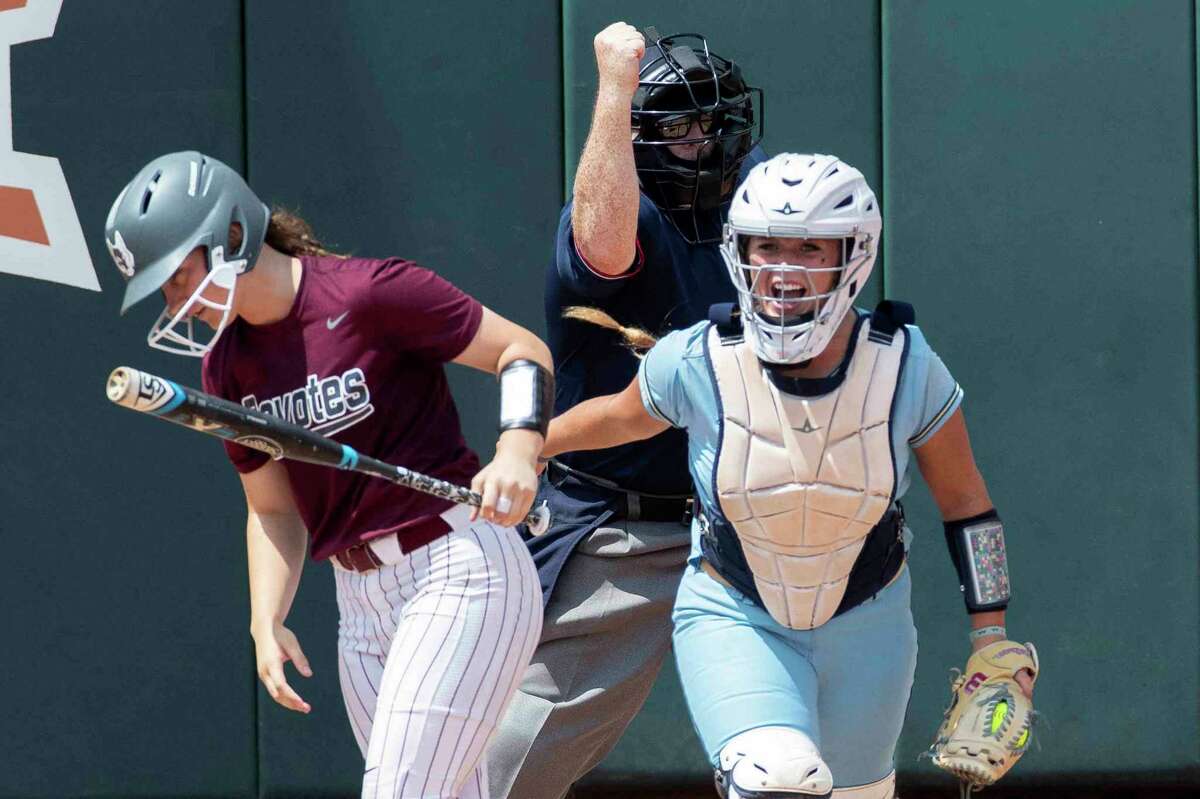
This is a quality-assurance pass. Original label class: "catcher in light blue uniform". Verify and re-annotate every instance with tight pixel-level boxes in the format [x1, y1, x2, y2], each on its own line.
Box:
[541, 153, 1038, 799]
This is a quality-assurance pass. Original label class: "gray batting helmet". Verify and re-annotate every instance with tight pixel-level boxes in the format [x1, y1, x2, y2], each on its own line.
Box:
[105, 151, 269, 314]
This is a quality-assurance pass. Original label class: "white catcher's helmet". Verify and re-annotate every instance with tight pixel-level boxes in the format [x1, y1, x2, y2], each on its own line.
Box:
[721, 152, 881, 364]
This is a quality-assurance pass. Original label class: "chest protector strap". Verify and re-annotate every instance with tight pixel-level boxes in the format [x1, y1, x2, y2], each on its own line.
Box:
[701, 301, 913, 629]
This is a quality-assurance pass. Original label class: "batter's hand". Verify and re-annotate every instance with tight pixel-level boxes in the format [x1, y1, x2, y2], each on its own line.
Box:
[594, 21, 645, 99]
[472, 430, 540, 527]
[253, 622, 312, 714]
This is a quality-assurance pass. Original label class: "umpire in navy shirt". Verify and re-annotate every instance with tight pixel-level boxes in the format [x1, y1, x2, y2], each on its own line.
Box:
[488, 22, 764, 799]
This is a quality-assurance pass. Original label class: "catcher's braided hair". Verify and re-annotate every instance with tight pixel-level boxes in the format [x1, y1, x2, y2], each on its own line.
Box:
[563, 306, 658, 355]
[229, 207, 346, 258]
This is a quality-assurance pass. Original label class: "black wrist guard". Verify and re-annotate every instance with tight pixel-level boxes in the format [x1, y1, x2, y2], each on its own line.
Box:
[498, 359, 554, 437]
[943, 509, 1011, 614]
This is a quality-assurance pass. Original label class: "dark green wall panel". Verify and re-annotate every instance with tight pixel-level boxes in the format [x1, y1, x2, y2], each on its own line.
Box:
[243, 1, 563, 794]
[1, 2, 254, 797]
[563, 0, 882, 783]
[885, 0, 1199, 780]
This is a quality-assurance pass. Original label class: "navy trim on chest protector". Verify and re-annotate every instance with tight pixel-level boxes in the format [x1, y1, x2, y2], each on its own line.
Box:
[699, 299, 916, 624]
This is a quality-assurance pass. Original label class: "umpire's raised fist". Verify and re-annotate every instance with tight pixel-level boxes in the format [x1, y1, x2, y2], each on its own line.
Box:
[594, 22, 645, 98]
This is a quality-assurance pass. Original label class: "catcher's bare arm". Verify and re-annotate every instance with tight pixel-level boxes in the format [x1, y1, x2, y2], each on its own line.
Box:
[916, 408, 1039, 796]
[915, 409, 1014, 646]
[541, 376, 669, 459]
[106, 366, 550, 534]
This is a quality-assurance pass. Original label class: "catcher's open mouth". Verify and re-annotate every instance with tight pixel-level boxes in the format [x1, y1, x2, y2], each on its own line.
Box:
[756, 294, 814, 326]
[753, 275, 820, 324]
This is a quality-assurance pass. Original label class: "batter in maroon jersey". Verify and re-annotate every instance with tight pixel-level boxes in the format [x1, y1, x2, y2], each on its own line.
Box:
[203, 255, 488, 561]
[106, 151, 548, 799]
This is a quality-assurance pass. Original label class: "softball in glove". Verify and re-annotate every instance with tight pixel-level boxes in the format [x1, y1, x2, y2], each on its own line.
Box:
[930, 640, 1039, 795]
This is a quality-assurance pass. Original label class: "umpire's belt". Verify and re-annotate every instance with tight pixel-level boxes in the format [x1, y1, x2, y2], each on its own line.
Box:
[546, 459, 692, 524]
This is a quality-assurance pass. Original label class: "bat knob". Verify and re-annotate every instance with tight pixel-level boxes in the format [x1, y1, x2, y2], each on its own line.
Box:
[527, 501, 551, 537]
[107, 367, 138, 406]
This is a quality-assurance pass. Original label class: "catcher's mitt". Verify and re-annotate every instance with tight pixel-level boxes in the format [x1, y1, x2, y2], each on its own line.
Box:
[930, 640, 1039, 797]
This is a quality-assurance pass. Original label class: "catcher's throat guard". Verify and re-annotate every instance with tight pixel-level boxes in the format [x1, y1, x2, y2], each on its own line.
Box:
[944, 510, 1011, 613]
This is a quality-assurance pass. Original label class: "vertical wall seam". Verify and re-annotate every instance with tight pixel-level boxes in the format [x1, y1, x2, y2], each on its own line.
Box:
[239, 2, 259, 795]
[560, 0, 567, 204]
[879, 0, 890, 299]
[241, 0, 250, 182]
[1193, 0, 1200, 702]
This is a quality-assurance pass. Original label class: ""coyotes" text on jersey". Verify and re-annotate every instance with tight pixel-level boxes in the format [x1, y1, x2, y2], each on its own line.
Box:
[241, 368, 374, 436]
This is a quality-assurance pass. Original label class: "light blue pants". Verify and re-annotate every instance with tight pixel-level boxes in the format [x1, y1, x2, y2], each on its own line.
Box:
[671, 562, 918, 788]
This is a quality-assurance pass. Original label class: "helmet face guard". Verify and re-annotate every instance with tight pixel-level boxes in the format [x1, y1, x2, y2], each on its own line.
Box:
[721, 153, 882, 365]
[104, 151, 269, 357]
[146, 244, 246, 356]
[632, 31, 763, 244]
[722, 235, 876, 364]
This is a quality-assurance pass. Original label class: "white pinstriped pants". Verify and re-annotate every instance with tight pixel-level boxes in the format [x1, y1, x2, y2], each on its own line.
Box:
[333, 507, 543, 799]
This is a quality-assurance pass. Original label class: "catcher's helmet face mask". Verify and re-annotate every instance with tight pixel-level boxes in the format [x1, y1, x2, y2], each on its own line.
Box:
[632, 30, 763, 244]
[104, 151, 269, 357]
[721, 152, 882, 365]
[742, 236, 843, 326]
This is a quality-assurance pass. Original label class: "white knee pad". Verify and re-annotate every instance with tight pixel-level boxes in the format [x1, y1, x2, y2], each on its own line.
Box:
[715, 726, 833, 798]
[831, 771, 896, 799]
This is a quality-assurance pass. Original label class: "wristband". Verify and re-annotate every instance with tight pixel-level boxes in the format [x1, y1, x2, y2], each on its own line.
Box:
[968, 625, 1006, 642]
[943, 509, 1011, 613]
[499, 359, 554, 437]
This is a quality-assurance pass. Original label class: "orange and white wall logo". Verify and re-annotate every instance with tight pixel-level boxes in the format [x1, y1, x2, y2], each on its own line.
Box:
[1, 0, 98, 290]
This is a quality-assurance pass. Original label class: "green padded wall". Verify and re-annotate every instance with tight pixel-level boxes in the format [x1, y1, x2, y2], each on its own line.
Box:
[242, 1, 563, 795]
[884, 0, 1199, 783]
[0, 2, 254, 797]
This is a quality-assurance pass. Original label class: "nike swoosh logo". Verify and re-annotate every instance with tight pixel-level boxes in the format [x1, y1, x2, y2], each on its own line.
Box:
[326, 311, 349, 330]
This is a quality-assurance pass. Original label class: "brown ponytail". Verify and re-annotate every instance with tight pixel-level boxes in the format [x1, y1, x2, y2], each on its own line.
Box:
[264, 207, 344, 257]
[563, 306, 659, 356]
[228, 206, 345, 258]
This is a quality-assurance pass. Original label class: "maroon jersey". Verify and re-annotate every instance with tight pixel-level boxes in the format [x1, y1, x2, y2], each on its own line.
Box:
[202, 255, 483, 561]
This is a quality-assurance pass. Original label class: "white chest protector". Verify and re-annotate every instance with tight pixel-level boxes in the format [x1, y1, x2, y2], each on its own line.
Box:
[706, 312, 909, 630]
